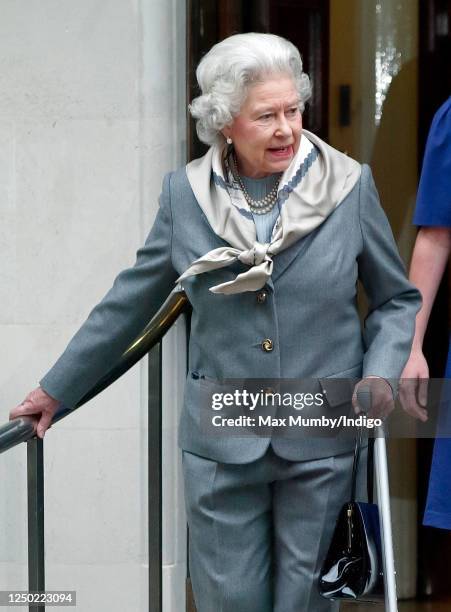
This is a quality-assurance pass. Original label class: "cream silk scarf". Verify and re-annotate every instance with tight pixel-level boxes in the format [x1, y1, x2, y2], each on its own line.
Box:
[177, 130, 361, 295]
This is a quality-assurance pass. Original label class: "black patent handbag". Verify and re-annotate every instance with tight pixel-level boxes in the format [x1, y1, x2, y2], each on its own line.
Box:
[318, 427, 385, 602]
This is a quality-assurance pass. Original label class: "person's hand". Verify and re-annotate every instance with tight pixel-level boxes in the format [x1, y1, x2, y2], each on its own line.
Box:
[352, 376, 395, 420]
[399, 350, 429, 422]
[9, 387, 60, 439]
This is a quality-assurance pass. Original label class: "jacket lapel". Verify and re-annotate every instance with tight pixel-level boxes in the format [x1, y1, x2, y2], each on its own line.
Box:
[271, 230, 315, 283]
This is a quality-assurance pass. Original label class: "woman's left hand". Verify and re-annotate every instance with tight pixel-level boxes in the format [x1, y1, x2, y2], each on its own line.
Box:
[352, 376, 395, 420]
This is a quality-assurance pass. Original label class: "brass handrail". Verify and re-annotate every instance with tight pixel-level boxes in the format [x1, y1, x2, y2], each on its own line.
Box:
[0, 287, 190, 454]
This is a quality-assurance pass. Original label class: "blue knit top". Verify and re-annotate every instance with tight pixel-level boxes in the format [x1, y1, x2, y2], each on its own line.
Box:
[240, 173, 281, 243]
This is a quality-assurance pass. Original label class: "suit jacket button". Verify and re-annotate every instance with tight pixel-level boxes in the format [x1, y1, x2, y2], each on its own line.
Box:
[261, 338, 273, 352]
[256, 290, 267, 304]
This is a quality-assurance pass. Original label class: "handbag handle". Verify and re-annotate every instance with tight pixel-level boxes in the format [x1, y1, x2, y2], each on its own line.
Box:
[351, 385, 376, 503]
[350, 425, 374, 503]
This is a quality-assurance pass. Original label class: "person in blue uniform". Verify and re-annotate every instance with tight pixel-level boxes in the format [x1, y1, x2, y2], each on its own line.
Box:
[401, 96, 451, 529]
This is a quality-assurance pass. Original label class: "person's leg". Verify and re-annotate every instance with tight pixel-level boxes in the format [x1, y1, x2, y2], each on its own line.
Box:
[181, 449, 274, 612]
[424, 377, 451, 529]
[272, 447, 368, 612]
[424, 438, 451, 528]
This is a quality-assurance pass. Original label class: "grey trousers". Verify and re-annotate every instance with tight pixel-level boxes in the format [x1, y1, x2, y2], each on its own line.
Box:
[182, 443, 368, 612]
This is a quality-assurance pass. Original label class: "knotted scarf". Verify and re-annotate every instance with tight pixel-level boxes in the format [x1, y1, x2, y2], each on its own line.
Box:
[176, 130, 361, 294]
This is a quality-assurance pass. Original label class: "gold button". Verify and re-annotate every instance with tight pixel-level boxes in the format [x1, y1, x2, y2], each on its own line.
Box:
[256, 291, 267, 304]
[261, 338, 273, 352]
[263, 387, 275, 395]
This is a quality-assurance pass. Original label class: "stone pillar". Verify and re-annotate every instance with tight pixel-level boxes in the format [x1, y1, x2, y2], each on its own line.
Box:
[0, 1, 187, 610]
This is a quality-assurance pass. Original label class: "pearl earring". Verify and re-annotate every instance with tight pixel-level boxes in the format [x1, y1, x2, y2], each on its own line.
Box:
[226, 137, 232, 145]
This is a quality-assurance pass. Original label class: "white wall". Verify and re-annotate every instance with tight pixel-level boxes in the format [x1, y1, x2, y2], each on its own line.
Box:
[0, 1, 187, 610]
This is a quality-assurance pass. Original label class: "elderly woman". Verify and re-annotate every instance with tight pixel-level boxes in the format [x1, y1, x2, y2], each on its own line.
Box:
[11, 33, 420, 611]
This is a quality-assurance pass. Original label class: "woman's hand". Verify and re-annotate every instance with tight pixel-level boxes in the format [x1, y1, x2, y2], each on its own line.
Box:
[399, 350, 429, 422]
[9, 387, 60, 439]
[352, 376, 395, 420]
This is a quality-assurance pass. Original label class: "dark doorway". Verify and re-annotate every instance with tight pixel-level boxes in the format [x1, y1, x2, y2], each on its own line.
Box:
[185, 4, 329, 609]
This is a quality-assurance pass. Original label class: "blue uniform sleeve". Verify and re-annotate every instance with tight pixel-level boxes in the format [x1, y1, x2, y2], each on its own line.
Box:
[414, 97, 451, 227]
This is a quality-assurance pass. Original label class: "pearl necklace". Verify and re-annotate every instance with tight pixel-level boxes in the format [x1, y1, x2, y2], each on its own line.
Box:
[231, 153, 281, 215]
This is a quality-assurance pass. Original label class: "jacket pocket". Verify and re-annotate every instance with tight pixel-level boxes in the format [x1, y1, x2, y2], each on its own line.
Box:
[190, 371, 220, 385]
[318, 363, 362, 408]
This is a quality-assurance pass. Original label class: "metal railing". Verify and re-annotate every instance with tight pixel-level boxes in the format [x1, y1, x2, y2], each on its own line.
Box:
[0, 286, 190, 612]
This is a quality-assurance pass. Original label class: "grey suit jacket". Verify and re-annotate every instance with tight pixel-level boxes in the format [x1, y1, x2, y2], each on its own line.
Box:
[40, 162, 421, 462]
